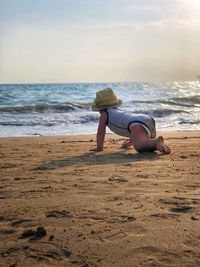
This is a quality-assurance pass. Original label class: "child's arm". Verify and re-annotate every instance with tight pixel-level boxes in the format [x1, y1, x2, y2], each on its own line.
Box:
[92, 111, 107, 152]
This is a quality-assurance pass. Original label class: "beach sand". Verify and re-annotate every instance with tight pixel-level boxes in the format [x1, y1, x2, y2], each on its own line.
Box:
[0, 132, 200, 267]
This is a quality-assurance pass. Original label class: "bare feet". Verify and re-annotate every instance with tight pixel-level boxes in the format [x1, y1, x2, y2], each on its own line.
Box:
[121, 139, 132, 149]
[156, 136, 171, 154]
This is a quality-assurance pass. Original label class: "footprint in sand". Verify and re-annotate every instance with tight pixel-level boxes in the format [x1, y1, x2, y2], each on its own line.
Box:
[1, 242, 71, 264]
[46, 210, 72, 218]
[0, 192, 8, 199]
[0, 228, 16, 235]
[11, 219, 34, 227]
[170, 205, 193, 213]
[150, 213, 180, 219]
[127, 246, 182, 265]
[159, 197, 196, 214]
[107, 176, 128, 183]
[19, 227, 47, 241]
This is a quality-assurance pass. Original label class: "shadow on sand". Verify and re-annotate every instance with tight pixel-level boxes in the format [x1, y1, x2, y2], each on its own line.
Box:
[36, 150, 159, 171]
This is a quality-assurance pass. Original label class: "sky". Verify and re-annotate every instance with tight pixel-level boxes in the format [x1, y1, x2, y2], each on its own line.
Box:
[0, 0, 200, 83]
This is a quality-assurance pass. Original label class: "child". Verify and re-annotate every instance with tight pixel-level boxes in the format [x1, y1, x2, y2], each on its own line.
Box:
[91, 87, 171, 154]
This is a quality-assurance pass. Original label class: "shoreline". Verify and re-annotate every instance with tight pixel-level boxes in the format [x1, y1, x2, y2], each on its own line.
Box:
[0, 130, 199, 139]
[0, 131, 200, 266]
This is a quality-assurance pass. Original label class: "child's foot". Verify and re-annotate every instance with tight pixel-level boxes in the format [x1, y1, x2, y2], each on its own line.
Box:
[121, 139, 132, 149]
[156, 136, 171, 154]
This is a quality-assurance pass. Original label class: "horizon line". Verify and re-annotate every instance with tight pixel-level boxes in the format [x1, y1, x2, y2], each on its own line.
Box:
[0, 79, 199, 85]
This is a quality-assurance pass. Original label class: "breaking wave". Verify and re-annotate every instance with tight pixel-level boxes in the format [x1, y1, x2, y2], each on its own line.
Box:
[0, 102, 91, 113]
[0, 114, 99, 127]
[133, 108, 188, 118]
[130, 95, 200, 107]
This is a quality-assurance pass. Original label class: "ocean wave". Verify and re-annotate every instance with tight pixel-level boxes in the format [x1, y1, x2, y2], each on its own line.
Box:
[179, 118, 200, 125]
[0, 102, 92, 113]
[0, 108, 187, 128]
[171, 95, 200, 104]
[129, 95, 200, 107]
[133, 108, 188, 118]
[0, 114, 99, 127]
[163, 95, 200, 107]
[0, 121, 59, 126]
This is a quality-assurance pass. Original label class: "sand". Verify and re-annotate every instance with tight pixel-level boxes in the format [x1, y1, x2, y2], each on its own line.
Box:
[0, 132, 200, 267]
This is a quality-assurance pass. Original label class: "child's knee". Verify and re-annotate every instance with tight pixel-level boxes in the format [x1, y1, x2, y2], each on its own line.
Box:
[133, 142, 144, 153]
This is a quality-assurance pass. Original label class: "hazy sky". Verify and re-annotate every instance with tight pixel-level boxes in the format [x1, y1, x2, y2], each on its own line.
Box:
[0, 0, 200, 83]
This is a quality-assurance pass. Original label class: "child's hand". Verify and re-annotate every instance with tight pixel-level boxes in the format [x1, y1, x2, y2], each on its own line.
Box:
[89, 147, 103, 153]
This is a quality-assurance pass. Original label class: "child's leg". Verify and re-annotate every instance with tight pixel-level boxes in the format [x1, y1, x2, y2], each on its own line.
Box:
[130, 125, 171, 154]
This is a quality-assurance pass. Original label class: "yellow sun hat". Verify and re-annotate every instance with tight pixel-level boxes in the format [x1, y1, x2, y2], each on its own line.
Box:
[92, 88, 122, 111]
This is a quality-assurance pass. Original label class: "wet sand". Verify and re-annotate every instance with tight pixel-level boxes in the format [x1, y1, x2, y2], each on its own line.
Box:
[0, 132, 200, 267]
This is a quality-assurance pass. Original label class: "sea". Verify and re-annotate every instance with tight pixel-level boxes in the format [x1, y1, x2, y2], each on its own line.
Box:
[0, 81, 199, 137]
